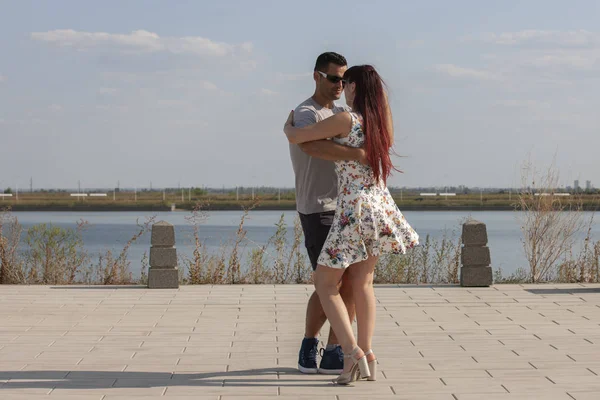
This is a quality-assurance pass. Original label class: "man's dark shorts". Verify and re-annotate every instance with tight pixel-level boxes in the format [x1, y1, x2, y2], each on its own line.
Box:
[298, 211, 335, 271]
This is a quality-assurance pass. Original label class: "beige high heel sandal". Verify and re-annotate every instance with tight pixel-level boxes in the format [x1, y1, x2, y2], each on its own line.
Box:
[361, 349, 377, 381]
[334, 346, 370, 385]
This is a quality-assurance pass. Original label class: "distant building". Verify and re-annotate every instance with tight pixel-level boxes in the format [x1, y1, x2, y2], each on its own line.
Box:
[586, 180, 592, 191]
[574, 180, 580, 191]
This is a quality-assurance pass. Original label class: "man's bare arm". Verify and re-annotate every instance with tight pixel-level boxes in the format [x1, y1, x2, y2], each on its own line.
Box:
[298, 140, 366, 163]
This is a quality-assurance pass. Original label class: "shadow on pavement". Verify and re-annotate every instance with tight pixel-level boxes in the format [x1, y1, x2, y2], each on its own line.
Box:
[0, 367, 339, 389]
[526, 287, 600, 295]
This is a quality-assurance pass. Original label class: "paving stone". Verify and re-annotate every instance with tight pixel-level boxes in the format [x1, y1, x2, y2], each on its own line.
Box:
[568, 392, 600, 400]
[0, 283, 598, 397]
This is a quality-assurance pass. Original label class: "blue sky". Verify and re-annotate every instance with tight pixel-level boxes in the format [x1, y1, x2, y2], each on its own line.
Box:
[1, 0, 599, 190]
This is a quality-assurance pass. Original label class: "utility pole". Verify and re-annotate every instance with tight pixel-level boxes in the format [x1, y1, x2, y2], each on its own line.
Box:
[78, 180, 81, 193]
[30, 177, 33, 193]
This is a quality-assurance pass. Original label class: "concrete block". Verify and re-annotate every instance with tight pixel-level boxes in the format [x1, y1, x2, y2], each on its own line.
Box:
[461, 246, 491, 267]
[462, 220, 488, 246]
[460, 266, 493, 287]
[148, 267, 179, 289]
[149, 247, 177, 268]
[151, 221, 175, 247]
[460, 267, 493, 287]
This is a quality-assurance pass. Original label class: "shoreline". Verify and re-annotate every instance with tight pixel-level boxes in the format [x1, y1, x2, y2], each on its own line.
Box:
[6, 203, 600, 212]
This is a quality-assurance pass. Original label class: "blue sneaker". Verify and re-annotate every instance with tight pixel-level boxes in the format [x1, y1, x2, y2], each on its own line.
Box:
[318, 346, 344, 374]
[298, 337, 319, 374]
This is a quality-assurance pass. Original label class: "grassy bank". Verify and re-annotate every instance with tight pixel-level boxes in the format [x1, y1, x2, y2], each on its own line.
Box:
[4, 191, 600, 211]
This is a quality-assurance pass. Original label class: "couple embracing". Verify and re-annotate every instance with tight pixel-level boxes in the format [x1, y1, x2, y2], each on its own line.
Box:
[285, 52, 419, 385]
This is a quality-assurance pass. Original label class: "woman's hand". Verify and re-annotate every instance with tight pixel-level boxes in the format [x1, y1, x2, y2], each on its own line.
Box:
[284, 110, 294, 135]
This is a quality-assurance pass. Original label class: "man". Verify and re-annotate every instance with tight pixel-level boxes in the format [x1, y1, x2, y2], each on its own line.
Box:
[288, 52, 366, 374]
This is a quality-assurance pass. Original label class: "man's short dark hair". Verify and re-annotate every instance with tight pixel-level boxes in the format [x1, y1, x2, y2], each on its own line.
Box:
[314, 52, 347, 72]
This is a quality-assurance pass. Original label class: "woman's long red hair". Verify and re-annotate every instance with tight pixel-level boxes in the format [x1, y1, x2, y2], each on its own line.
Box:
[344, 65, 394, 184]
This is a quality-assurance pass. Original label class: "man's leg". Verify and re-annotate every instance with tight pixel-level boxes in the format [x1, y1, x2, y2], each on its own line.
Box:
[298, 272, 326, 374]
[318, 269, 355, 374]
[304, 289, 327, 338]
[300, 211, 332, 340]
[297, 212, 328, 374]
[298, 211, 355, 374]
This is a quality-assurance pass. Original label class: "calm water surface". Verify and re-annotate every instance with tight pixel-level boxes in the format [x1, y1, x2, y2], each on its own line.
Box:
[8, 211, 600, 278]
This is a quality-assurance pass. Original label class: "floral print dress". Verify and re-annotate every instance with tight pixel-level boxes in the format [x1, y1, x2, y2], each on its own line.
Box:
[317, 112, 420, 269]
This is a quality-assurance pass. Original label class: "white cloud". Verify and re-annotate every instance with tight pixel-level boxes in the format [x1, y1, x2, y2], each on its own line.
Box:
[477, 30, 600, 48]
[521, 50, 599, 70]
[239, 60, 258, 71]
[99, 70, 226, 104]
[49, 104, 63, 112]
[437, 29, 600, 89]
[157, 75, 222, 92]
[397, 39, 425, 49]
[98, 87, 118, 95]
[31, 29, 252, 58]
[497, 99, 550, 109]
[31, 29, 163, 52]
[96, 104, 128, 112]
[260, 88, 278, 96]
[434, 64, 499, 81]
[275, 72, 312, 82]
[200, 81, 218, 91]
[155, 99, 188, 108]
[169, 36, 233, 56]
[239, 42, 253, 53]
[462, 30, 600, 75]
[173, 119, 209, 127]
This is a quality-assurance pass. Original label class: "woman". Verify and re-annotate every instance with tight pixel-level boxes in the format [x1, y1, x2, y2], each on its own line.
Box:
[284, 65, 419, 385]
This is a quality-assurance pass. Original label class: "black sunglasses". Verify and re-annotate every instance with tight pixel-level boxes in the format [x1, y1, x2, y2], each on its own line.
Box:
[316, 71, 347, 85]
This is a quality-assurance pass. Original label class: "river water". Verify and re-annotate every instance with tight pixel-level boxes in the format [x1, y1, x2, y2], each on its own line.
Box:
[6, 210, 599, 278]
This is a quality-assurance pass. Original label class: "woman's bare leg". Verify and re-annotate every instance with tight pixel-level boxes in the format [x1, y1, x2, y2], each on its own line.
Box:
[348, 256, 378, 362]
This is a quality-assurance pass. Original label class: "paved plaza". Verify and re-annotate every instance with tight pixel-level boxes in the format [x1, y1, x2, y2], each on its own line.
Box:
[1, 283, 600, 399]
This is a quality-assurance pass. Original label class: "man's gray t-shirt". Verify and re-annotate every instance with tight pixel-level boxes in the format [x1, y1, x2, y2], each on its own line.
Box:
[289, 97, 348, 215]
